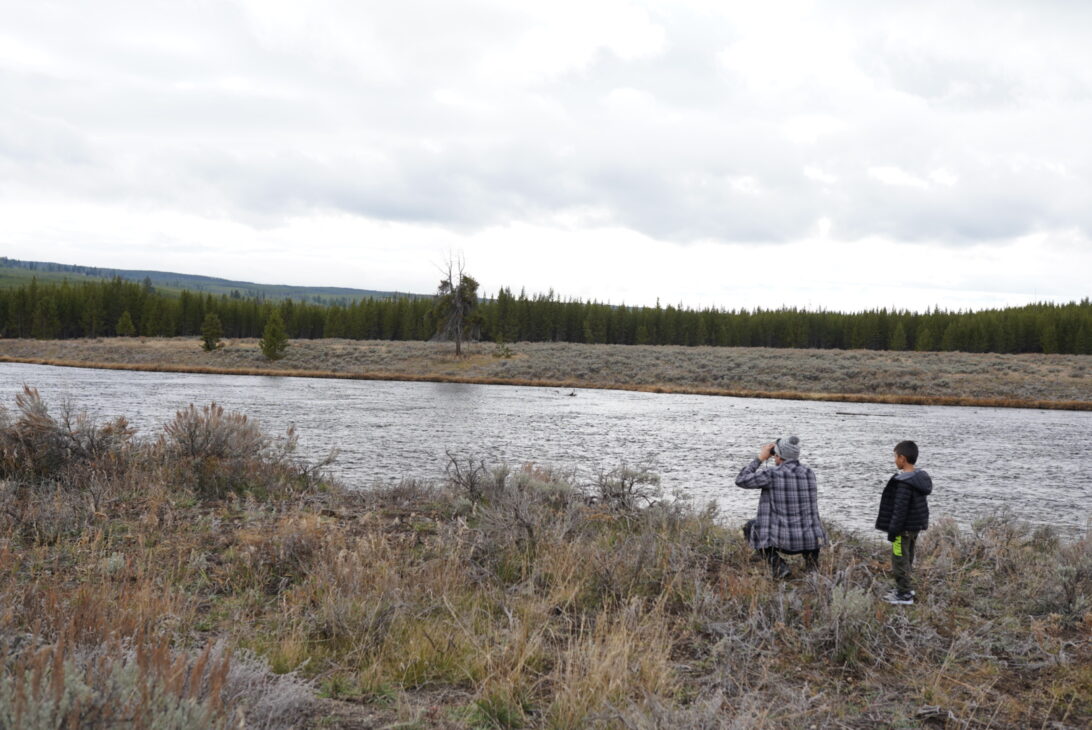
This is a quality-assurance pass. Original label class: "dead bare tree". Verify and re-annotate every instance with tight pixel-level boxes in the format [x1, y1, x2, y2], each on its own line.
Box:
[431, 255, 481, 357]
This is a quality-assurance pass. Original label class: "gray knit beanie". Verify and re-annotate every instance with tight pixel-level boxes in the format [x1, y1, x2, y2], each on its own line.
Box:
[774, 435, 801, 461]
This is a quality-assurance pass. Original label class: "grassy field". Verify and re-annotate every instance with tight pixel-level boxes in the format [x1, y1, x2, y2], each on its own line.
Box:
[2, 337, 1091, 409]
[0, 387, 1089, 728]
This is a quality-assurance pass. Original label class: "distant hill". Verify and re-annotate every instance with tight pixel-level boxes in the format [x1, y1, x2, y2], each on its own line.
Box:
[0, 257, 422, 305]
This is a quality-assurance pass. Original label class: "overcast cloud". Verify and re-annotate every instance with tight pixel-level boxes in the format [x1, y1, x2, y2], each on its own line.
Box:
[2, 0, 1091, 310]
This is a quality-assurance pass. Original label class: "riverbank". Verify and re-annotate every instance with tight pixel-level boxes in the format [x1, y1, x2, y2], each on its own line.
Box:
[1, 389, 1088, 728]
[2, 337, 1091, 410]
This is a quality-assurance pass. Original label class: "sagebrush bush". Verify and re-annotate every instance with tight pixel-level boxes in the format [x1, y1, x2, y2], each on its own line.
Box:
[154, 401, 330, 501]
[0, 386, 134, 482]
[595, 464, 661, 512]
[0, 391, 332, 546]
[0, 387, 138, 542]
[0, 635, 311, 730]
[162, 402, 266, 463]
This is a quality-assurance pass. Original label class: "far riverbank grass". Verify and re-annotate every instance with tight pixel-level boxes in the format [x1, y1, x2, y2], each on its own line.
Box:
[1, 388, 1090, 728]
[2, 337, 1091, 410]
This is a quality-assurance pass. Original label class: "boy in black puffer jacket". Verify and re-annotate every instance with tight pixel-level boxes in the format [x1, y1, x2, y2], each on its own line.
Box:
[875, 440, 932, 605]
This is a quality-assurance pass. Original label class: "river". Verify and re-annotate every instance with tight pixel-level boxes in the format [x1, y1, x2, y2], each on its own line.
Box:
[2, 362, 1089, 536]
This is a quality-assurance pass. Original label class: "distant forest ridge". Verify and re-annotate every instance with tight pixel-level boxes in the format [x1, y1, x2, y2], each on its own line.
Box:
[0, 257, 413, 304]
[2, 272, 1090, 354]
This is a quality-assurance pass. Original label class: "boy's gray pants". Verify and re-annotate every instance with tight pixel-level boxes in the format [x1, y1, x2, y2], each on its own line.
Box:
[892, 531, 919, 594]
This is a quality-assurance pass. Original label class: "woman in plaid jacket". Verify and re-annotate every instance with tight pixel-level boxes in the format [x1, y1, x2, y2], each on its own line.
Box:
[736, 435, 828, 578]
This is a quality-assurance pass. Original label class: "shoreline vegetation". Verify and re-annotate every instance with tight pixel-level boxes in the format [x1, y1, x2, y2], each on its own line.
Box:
[2, 337, 1091, 410]
[1, 387, 1089, 728]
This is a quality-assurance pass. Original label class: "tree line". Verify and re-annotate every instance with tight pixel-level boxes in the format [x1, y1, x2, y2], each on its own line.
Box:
[1, 276, 1090, 354]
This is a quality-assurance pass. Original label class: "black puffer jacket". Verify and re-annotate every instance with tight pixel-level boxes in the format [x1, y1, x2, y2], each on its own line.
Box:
[875, 469, 932, 542]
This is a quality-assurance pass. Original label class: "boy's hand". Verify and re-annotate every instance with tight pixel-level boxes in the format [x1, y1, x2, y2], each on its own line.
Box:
[759, 443, 776, 460]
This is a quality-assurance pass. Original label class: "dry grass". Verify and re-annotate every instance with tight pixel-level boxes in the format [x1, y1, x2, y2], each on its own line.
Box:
[2, 337, 1091, 409]
[1, 389, 1090, 728]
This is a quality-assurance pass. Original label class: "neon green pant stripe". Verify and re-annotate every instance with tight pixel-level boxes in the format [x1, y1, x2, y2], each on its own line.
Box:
[893, 535, 903, 557]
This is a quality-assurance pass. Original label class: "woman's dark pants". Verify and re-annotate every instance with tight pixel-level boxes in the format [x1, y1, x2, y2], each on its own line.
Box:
[743, 520, 820, 577]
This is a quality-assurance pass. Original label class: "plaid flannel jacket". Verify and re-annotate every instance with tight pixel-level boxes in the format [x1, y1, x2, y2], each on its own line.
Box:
[735, 458, 828, 551]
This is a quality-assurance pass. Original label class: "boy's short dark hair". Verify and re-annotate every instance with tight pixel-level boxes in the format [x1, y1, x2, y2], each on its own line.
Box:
[895, 440, 918, 464]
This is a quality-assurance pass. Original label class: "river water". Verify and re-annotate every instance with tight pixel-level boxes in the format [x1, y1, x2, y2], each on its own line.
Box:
[2, 362, 1089, 537]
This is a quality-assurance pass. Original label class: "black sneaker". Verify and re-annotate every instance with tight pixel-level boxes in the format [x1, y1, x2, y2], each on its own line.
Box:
[883, 591, 914, 605]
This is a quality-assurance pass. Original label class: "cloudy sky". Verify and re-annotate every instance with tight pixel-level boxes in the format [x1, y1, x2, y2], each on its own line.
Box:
[3, 1, 1091, 311]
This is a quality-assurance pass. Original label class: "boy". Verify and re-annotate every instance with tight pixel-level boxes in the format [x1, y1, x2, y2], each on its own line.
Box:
[875, 440, 932, 605]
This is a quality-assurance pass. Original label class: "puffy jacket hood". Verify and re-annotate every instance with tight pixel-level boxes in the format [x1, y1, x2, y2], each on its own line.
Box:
[894, 468, 932, 495]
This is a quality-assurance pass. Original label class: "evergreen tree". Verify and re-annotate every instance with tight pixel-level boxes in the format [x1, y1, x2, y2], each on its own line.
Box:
[940, 323, 959, 351]
[324, 306, 347, 338]
[889, 322, 908, 351]
[259, 311, 289, 360]
[1076, 323, 1092, 355]
[30, 297, 61, 339]
[915, 325, 934, 351]
[141, 298, 160, 337]
[1040, 322, 1059, 354]
[200, 312, 223, 351]
[399, 300, 420, 340]
[116, 310, 136, 337]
